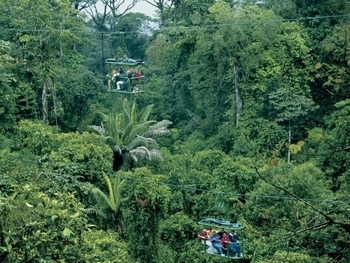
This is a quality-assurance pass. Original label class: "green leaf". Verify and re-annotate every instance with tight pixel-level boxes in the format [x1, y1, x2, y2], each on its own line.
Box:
[70, 212, 80, 218]
[63, 227, 73, 237]
[19, 34, 30, 42]
[51, 215, 58, 222]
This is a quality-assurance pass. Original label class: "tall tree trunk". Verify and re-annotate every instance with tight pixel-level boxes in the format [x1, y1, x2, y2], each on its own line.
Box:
[42, 77, 53, 124]
[288, 119, 291, 163]
[101, 33, 105, 72]
[234, 65, 242, 126]
[42, 79, 49, 124]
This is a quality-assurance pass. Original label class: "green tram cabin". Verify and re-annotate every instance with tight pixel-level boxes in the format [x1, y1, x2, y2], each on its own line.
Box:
[106, 58, 146, 94]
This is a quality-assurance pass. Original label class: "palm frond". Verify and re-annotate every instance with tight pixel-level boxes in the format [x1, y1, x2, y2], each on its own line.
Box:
[145, 137, 159, 149]
[113, 145, 122, 155]
[103, 173, 117, 211]
[90, 173, 127, 214]
[143, 127, 172, 138]
[88, 123, 106, 135]
[91, 187, 114, 211]
[130, 99, 137, 123]
[108, 113, 123, 144]
[121, 121, 135, 145]
[149, 120, 173, 130]
[129, 135, 148, 149]
[139, 104, 154, 123]
[149, 149, 164, 161]
[142, 120, 158, 131]
[111, 176, 127, 211]
[122, 99, 131, 120]
[95, 112, 122, 145]
[143, 120, 172, 137]
[105, 136, 116, 147]
[129, 123, 150, 139]
[123, 107, 131, 124]
[129, 153, 138, 163]
[130, 146, 152, 161]
[85, 207, 109, 219]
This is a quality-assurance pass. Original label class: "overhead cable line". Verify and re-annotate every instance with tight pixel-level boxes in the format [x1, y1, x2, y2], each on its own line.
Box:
[5, 161, 347, 205]
[111, 173, 350, 205]
[0, 13, 349, 35]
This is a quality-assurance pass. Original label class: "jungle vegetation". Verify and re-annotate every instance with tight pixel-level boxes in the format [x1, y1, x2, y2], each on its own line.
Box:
[0, 0, 350, 262]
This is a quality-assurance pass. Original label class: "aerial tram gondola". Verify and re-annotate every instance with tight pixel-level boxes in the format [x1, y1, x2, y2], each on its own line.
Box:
[106, 57, 146, 94]
[198, 218, 245, 261]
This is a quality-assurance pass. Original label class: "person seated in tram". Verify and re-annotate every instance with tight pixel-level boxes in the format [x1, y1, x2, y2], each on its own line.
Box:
[198, 229, 218, 255]
[115, 80, 122, 90]
[119, 67, 125, 74]
[220, 232, 232, 255]
[130, 67, 143, 91]
[117, 67, 128, 78]
[116, 75, 128, 90]
[198, 229, 209, 240]
[122, 79, 129, 91]
[110, 68, 127, 90]
[126, 68, 134, 78]
[132, 85, 139, 92]
[228, 230, 243, 257]
[108, 69, 118, 90]
[206, 228, 216, 236]
[209, 230, 225, 256]
[134, 67, 143, 78]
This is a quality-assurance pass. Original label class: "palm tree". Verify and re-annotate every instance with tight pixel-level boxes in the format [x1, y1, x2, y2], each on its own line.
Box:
[89, 172, 127, 229]
[91, 99, 172, 171]
[91, 173, 125, 212]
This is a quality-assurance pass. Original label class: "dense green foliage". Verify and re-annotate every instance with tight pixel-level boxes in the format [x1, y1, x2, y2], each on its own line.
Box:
[1, 0, 350, 262]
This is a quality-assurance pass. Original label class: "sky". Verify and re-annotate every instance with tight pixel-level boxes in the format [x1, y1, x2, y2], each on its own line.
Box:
[123, 0, 157, 18]
[95, 0, 158, 18]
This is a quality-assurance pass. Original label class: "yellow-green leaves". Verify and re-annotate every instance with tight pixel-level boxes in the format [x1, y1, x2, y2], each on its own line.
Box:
[289, 141, 305, 154]
[62, 227, 74, 237]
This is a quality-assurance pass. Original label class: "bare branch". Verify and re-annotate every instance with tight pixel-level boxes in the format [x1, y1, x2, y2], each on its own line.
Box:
[246, 135, 350, 233]
[85, 0, 140, 30]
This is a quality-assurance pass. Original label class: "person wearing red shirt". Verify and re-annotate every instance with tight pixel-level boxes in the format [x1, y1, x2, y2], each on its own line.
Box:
[220, 232, 232, 255]
[198, 229, 209, 239]
[134, 68, 143, 78]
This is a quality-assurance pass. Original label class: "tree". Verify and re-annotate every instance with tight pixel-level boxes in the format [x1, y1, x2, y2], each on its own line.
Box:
[55, 64, 106, 131]
[85, 0, 140, 31]
[145, 26, 198, 133]
[80, 229, 131, 262]
[184, 4, 312, 137]
[91, 99, 172, 171]
[119, 167, 171, 263]
[144, 0, 174, 26]
[158, 212, 198, 262]
[0, 40, 16, 133]
[113, 12, 153, 59]
[267, 87, 319, 163]
[314, 99, 350, 191]
[90, 172, 127, 228]
[312, 24, 350, 115]
[70, 0, 96, 11]
[0, 185, 89, 262]
[244, 161, 350, 261]
[264, 0, 347, 47]
[0, 0, 87, 125]
[18, 120, 113, 184]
